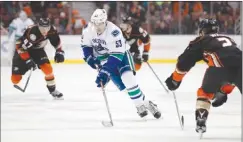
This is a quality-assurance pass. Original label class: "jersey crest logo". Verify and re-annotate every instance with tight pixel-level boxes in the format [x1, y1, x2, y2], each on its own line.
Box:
[94, 43, 108, 55]
[30, 34, 36, 41]
[111, 30, 120, 37]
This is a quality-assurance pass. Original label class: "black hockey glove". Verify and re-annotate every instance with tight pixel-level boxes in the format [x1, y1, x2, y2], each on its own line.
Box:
[142, 51, 149, 62]
[25, 59, 37, 71]
[165, 74, 181, 91]
[212, 91, 228, 107]
[133, 53, 143, 64]
[54, 49, 65, 63]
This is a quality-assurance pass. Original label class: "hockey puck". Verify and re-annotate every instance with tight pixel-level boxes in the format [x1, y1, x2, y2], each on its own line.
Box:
[101, 121, 113, 127]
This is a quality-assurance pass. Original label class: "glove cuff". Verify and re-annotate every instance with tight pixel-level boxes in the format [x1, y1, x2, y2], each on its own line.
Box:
[100, 68, 111, 76]
[143, 51, 149, 55]
[25, 59, 32, 63]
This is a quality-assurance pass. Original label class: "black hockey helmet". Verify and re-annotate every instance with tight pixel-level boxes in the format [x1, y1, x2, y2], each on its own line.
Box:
[38, 17, 51, 35]
[38, 17, 51, 27]
[199, 18, 219, 35]
[121, 16, 133, 24]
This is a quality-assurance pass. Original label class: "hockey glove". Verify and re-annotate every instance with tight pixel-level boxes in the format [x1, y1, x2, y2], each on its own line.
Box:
[25, 59, 37, 71]
[133, 53, 143, 64]
[84, 55, 101, 69]
[142, 51, 149, 62]
[212, 91, 228, 107]
[165, 74, 181, 91]
[54, 49, 65, 63]
[95, 67, 111, 88]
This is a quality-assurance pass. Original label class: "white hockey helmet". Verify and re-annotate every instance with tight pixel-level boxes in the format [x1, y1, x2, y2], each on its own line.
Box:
[91, 9, 107, 34]
[19, 11, 27, 21]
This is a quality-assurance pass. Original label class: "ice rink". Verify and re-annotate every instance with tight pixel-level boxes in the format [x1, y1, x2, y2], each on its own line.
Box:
[1, 64, 241, 142]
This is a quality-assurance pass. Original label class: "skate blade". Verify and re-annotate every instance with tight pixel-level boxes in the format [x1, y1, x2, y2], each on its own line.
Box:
[102, 121, 113, 127]
[53, 97, 64, 100]
[198, 131, 204, 139]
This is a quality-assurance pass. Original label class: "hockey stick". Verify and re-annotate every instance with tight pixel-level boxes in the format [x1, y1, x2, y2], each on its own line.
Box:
[146, 62, 184, 129]
[146, 62, 169, 93]
[172, 91, 184, 130]
[97, 68, 114, 127]
[13, 68, 33, 92]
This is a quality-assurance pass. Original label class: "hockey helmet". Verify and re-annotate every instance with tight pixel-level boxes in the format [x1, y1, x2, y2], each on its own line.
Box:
[91, 9, 107, 34]
[120, 16, 133, 31]
[19, 11, 27, 21]
[38, 17, 51, 27]
[199, 18, 219, 35]
[121, 16, 133, 24]
[38, 17, 51, 35]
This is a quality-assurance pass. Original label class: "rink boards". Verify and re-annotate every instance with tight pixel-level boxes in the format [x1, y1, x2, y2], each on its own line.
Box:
[1, 35, 241, 64]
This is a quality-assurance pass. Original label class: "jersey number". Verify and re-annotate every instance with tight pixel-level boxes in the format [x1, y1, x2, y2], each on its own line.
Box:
[116, 40, 122, 48]
[217, 37, 232, 47]
[23, 39, 33, 49]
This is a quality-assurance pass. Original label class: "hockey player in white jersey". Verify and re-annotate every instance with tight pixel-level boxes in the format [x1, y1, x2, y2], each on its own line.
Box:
[6, 11, 34, 61]
[81, 9, 161, 119]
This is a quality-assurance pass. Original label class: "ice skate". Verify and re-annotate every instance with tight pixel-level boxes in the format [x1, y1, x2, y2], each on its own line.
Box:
[47, 85, 63, 99]
[136, 104, 148, 118]
[195, 108, 208, 139]
[51, 90, 63, 99]
[145, 100, 161, 119]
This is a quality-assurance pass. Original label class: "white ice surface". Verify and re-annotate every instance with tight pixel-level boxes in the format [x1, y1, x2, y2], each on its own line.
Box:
[1, 64, 241, 142]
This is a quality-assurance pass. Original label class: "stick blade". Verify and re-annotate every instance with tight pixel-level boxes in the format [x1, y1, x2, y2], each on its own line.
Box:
[102, 121, 113, 127]
[13, 85, 25, 92]
[199, 131, 203, 139]
[181, 115, 184, 129]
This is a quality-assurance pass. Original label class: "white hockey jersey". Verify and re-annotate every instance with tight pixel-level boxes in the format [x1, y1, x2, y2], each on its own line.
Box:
[9, 18, 34, 40]
[81, 21, 127, 64]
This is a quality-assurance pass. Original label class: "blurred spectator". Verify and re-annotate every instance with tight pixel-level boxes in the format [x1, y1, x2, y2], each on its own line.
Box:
[154, 20, 170, 34]
[72, 9, 87, 35]
[0, 1, 241, 35]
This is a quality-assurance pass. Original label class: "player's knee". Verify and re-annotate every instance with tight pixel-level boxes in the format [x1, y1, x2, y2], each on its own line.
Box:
[39, 63, 53, 75]
[110, 75, 126, 91]
[197, 88, 214, 100]
[220, 83, 235, 94]
[135, 63, 142, 71]
[11, 74, 22, 84]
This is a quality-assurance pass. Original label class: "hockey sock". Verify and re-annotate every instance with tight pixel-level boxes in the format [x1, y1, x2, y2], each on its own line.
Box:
[121, 71, 145, 105]
[39, 63, 56, 87]
[135, 63, 142, 71]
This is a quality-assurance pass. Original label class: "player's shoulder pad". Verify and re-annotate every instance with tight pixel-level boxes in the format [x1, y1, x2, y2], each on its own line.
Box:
[82, 23, 91, 33]
[189, 36, 204, 45]
[83, 24, 88, 29]
[138, 27, 144, 33]
[26, 25, 38, 42]
[50, 25, 57, 32]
